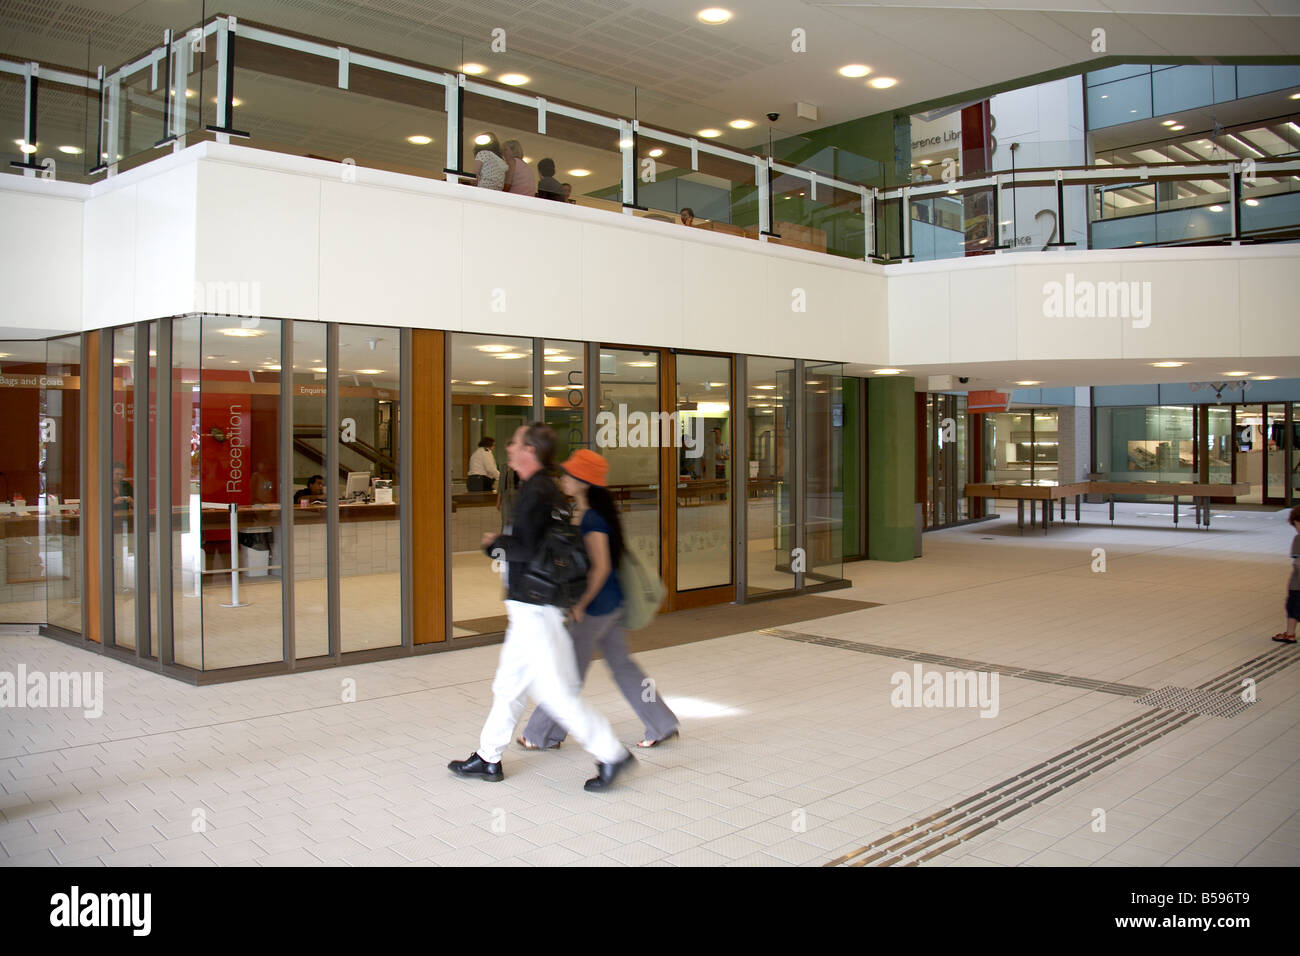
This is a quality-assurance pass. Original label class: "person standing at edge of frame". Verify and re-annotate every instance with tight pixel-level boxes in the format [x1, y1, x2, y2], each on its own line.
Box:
[1272, 504, 1300, 644]
[518, 449, 680, 751]
[447, 422, 636, 791]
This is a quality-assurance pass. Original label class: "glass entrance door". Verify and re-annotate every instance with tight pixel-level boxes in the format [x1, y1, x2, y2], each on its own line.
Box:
[1235, 404, 1265, 504]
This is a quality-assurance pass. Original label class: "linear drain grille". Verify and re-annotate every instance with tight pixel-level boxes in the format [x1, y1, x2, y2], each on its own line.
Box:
[817, 646, 1299, 866]
[1134, 685, 1254, 719]
[759, 628, 1152, 697]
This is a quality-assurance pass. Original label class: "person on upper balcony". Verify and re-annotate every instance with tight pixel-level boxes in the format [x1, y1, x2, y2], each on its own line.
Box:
[474, 133, 508, 191]
[502, 139, 534, 196]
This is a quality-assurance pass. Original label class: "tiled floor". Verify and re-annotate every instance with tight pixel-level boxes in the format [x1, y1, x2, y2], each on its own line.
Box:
[1, 501, 1297, 867]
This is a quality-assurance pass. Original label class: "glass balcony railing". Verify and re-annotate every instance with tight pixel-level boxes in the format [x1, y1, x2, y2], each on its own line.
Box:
[3, 14, 1299, 265]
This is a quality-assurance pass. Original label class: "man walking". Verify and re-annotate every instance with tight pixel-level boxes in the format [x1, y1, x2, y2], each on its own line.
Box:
[448, 422, 635, 791]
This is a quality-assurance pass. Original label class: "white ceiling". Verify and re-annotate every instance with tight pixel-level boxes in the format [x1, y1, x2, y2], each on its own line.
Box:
[4, 0, 1298, 152]
[845, 355, 1300, 389]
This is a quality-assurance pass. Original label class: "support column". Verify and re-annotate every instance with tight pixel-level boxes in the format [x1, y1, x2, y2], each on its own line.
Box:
[868, 377, 917, 561]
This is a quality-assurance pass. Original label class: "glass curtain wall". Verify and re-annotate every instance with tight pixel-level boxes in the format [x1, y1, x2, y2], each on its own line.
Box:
[450, 332, 532, 637]
[675, 354, 732, 591]
[597, 348, 661, 577]
[745, 357, 795, 597]
[338, 325, 401, 652]
[172, 317, 202, 667]
[1094, 406, 1195, 483]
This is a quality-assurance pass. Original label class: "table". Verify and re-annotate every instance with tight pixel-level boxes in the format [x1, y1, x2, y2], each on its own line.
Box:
[964, 481, 1250, 534]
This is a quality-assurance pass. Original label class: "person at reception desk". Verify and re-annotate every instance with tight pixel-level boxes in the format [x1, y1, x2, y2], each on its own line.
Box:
[467, 437, 499, 493]
[294, 475, 326, 505]
[112, 462, 133, 512]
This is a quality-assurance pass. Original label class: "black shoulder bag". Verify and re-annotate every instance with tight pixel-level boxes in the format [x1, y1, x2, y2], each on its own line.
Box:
[519, 507, 590, 608]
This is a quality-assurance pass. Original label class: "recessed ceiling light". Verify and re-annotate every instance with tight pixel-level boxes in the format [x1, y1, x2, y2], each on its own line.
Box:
[219, 328, 267, 338]
[1291, 92, 1300, 100]
[545, 355, 575, 362]
[1100, 94, 1108, 99]
[1252, 375, 1277, 380]
[211, 96, 243, 107]
[919, 159, 932, 165]
[697, 8, 732, 24]
[495, 352, 527, 360]
[707, 381, 726, 387]
[543, 369, 560, 375]
[1222, 370, 1250, 377]
[697, 129, 722, 138]
[568, 168, 591, 177]
[1209, 204, 1223, 212]
[474, 133, 491, 146]
[873, 368, 903, 375]
[312, 367, 328, 373]
[492, 392, 510, 397]
[498, 73, 529, 86]
[476, 344, 511, 353]
[184, 89, 195, 98]
[1244, 198, 1259, 206]
[16, 140, 35, 154]
[1170, 124, 1184, 131]
[468, 380, 493, 386]
[543, 349, 564, 355]
[355, 369, 383, 375]
[1161, 120, 1176, 126]
[755, 384, 775, 390]
[1015, 380, 1041, 386]
[1150, 362, 1185, 368]
[461, 63, 487, 75]
[618, 138, 634, 148]
[628, 361, 656, 367]
[728, 119, 755, 129]
[947, 188, 958, 194]
[262, 364, 281, 371]
[648, 148, 664, 158]
[838, 64, 870, 78]
[58, 145, 82, 155]
[868, 77, 898, 89]
[406, 134, 432, 145]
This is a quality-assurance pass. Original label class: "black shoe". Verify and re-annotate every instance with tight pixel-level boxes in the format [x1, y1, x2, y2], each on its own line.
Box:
[448, 752, 503, 782]
[584, 750, 635, 792]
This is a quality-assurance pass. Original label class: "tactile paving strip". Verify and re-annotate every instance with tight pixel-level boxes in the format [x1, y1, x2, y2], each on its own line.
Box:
[1134, 685, 1254, 719]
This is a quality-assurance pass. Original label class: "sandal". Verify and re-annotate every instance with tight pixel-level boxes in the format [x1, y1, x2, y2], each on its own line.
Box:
[636, 729, 679, 749]
[517, 736, 561, 750]
[1271, 633, 1297, 644]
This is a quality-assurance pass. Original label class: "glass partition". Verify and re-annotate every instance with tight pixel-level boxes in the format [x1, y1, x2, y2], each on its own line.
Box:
[338, 324, 401, 652]
[43, 335, 82, 633]
[0, 341, 49, 624]
[597, 348, 661, 578]
[190, 316, 285, 669]
[1094, 405, 1196, 484]
[745, 357, 795, 597]
[1207, 406, 1232, 483]
[450, 332, 532, 636]
[675, 353, 731, 591]
[172, 316, 202, 667]
[632, 130, 758, 231]
[804, 364, 844, 585]
[544, 340, 585, 462]
[110, 327, 137, 648]
[291, 321, 328, 659]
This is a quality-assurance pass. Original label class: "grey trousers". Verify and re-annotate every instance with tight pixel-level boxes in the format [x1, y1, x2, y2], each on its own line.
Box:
[521, 608, 678, 748]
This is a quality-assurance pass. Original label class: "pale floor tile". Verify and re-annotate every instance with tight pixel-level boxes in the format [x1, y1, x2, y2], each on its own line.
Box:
[2, 504, 1298, 867]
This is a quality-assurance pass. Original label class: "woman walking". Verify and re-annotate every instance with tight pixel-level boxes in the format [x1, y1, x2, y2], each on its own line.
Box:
[518, 449, 679, 750]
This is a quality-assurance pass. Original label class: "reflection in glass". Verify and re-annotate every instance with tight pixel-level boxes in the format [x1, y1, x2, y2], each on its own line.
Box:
[0, 341, 51, 624]
[173, 317, 202, 667]
[450, 333, 532, 636]
[676, 354, 731, 591]
[804, 364, 844, 585]
[745, 357, 795, 596]
[544, 340, 585, 464]
[598, 349, 661, 579]
[194, 316, 285, 669]
[338, 325, 401, 652]
[110, 327, 137, 648]
[292, 322, 328, 659]
[44, 335, 82, 633]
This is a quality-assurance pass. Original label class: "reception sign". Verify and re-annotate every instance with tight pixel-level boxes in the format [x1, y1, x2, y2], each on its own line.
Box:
[200, 392, 253, 505]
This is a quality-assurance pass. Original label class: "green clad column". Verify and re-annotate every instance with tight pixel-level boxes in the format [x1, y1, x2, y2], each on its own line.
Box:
[868, 376, 916, 561]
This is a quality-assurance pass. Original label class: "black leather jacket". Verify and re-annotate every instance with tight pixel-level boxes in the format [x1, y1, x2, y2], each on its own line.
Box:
[483, 469, 564, 605]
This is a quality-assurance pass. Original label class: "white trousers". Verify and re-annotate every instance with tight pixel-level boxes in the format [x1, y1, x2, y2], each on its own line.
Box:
[477, 600, 625, 765]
